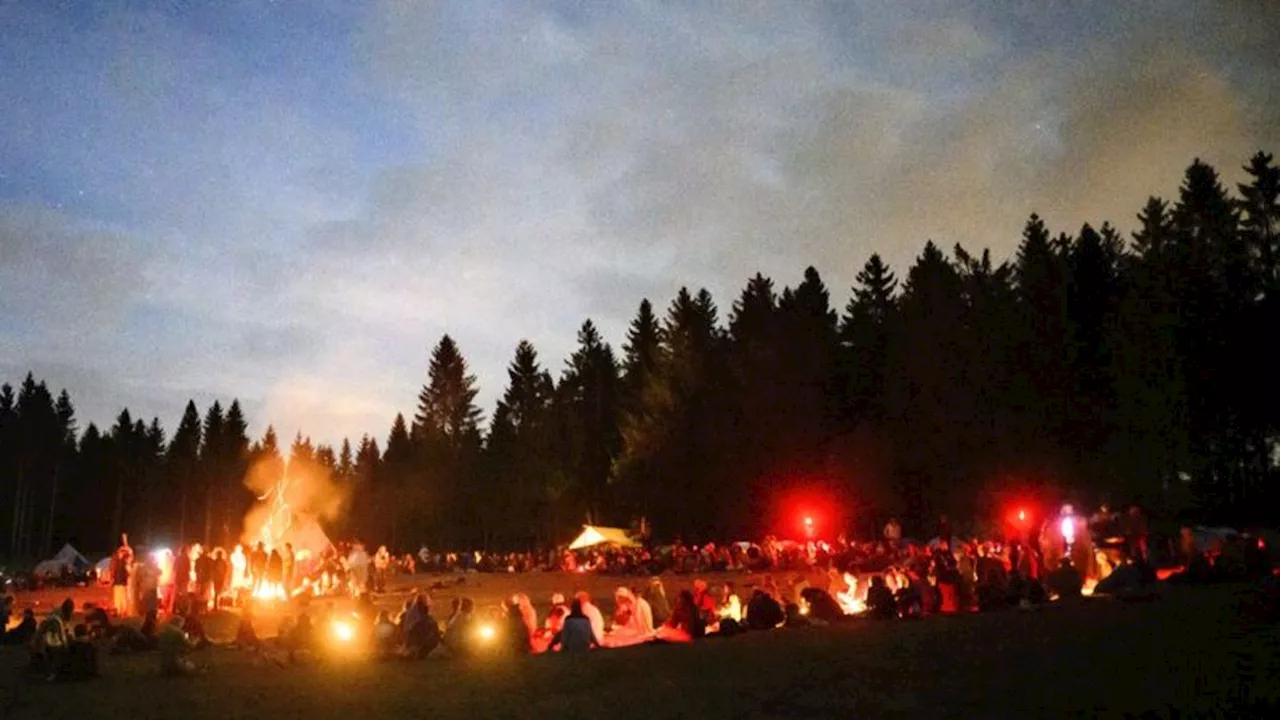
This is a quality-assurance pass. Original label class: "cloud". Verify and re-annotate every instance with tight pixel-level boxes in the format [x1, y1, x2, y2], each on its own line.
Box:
[0, 203, 150, 339]
[1, 0, 1277, 445]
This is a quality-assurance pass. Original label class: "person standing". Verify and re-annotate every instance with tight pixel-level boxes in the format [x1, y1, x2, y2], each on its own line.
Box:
[250, 542, 269, 592]
[346, 543, 370, 595]
[173, 545, 192, 599]
[373, 546, 391, 593]
[883, 518, 902, 548]
[110, 547, 131, 617]
[194, 547, 214, 608]
[1123, 505, 1149, 562]
[281, 543, 296, 595]
[267, 549, 284, 590]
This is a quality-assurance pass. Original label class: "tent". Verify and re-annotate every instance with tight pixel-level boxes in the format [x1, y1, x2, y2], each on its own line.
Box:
[568, 525, 641, 550]
[33, 543, 92, 577]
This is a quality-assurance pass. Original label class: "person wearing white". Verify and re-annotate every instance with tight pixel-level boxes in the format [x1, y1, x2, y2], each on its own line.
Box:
[635, 591, 654, 633]
[574, 591, 605, 645]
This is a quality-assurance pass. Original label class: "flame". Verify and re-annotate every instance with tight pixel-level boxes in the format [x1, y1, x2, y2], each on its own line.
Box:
[256, 472, 295, 550]
[835, 573, 866, 615]
[1081, 579, 1097, 597]
[252, 582, 287, 601]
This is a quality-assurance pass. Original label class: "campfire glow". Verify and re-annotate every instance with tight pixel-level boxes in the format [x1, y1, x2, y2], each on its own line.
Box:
[835, 573, 866, 615]
[253, 582, 287, 601]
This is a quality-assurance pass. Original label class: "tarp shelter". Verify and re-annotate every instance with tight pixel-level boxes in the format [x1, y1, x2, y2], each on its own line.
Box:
[34, 543, 91, 577]
[568, 525, 641, 550]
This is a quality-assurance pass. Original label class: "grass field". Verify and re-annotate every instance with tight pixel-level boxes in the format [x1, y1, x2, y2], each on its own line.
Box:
[3, 576, 1278, 719]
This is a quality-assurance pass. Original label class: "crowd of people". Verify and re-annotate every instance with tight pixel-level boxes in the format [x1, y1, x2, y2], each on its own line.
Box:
[3, 503, 1275, 682]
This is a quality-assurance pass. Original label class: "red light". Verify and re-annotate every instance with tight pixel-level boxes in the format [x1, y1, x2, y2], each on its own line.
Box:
[804, 517, 814, 527]
[1018, 510, 1026, 522]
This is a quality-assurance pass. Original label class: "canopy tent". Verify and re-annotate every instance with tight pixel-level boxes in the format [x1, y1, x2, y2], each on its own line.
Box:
[568, 525, 641, 550]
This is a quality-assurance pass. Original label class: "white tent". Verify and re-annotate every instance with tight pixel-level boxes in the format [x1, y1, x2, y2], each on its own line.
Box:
[568, 525, 641, 550]
[33, 543, 91, 577]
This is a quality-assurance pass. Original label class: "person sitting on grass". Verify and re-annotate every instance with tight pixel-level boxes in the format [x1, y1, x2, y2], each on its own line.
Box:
[866, 575, 897, 619]
[84, 603, 118, 640]
[1046, 558, 1084, 600]
[231, 604, 261, 650]
[643, 579, 670, 626]
[653, 590, 696, 643]
[550, 599, 599, 652]
[111, 610, 159, 654]
[372, 611, 399, 660]
[602, 587, 651, 647]
[66, 624, 98, 680]
[3, 608, 37, 646]
[158, 616, 201, 677]
[574, 591, 606, 645]
[403, 594, 440, 660]
[180, 596, 212, 649]
[504, 602, 532, 655]
[31, 598, 75, 680]
[443, 597, 476, 657]
[799, 587, 843, 624]
[744, 587, 784, 631]
[533, 604, 568, 654]
[284, 611, 316, 665]
[513, 593, 538, 640]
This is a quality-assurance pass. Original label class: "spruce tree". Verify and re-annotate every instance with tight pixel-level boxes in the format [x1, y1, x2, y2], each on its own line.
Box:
[200, 402, 225, 544]
[167, 401, 203, 543]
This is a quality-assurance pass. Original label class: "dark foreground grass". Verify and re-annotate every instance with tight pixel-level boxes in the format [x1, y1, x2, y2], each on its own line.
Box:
[2, 584, 1277, 720]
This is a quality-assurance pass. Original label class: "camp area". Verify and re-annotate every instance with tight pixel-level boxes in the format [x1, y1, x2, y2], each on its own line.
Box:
[2, 574, 1277, 719]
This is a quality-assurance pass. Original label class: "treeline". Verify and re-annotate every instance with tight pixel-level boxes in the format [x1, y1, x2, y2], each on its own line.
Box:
[2, 154, 1277, 558]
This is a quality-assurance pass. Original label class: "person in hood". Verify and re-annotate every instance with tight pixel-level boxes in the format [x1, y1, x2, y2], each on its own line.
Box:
[602, 587, 651, 648]
[643, 578, 670, 626]
[573, 591, 605, 645]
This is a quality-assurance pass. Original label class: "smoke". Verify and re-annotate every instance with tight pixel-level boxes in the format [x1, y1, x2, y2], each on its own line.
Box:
[239, 451, 349, 556]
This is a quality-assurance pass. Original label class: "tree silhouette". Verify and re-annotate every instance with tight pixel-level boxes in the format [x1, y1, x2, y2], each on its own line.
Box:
[2, 151, 1278, 556]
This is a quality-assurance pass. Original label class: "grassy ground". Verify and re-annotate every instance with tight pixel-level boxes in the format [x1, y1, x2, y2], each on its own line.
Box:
[3, 579, 1278, 719]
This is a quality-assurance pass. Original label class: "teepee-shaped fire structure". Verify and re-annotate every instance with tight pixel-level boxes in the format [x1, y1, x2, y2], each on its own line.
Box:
[257, 472, 294, 550]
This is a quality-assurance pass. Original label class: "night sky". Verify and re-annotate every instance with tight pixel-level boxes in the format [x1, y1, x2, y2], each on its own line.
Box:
[2, 0, 1277, 445]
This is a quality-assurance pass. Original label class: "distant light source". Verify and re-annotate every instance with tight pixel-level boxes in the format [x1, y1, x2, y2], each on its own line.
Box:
[1060, 516, 1075, 547]
[332, 620, 354, 644]
[804, 517, 814, 527]
[1017, 509, 1026, 523]
[477, 624, 496, 642]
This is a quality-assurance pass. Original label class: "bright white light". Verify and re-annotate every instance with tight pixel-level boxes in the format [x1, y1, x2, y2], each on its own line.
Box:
[332, 620, 354, 643]
[1061, 517, 1075, 546]
[477, 624, 496, 641]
